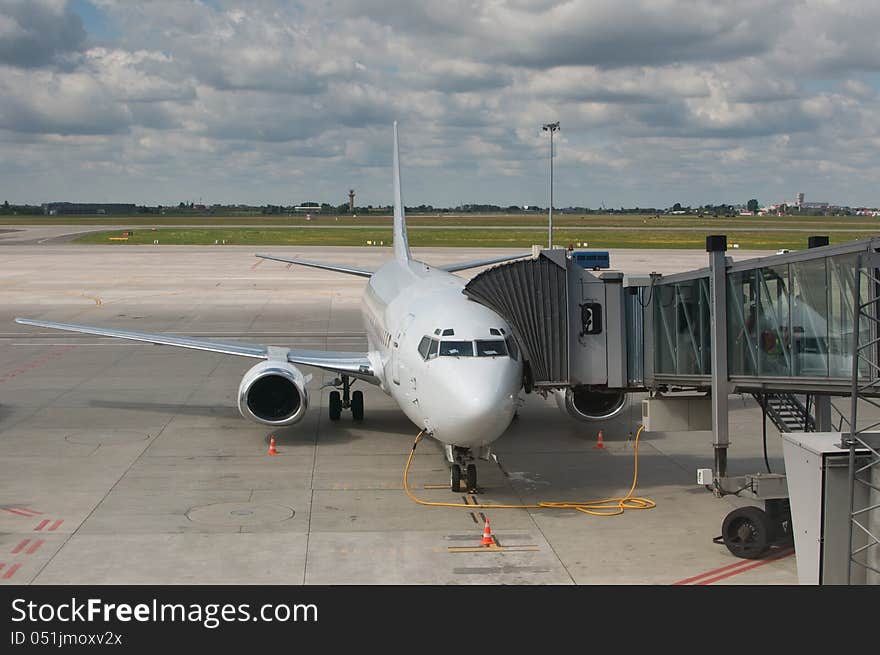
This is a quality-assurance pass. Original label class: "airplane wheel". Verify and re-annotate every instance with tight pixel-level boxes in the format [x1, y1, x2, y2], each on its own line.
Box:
[450, 464, 462, 492]
[466, 464, 477, 492]
[329, 391, 342, 421]
[351, 390, 364, 421]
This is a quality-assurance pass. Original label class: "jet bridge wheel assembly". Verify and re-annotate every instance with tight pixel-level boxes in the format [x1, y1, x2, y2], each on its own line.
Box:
[719, 505, 778, 560]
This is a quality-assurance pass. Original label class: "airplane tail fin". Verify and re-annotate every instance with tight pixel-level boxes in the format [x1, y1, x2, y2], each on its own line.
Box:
[392, 121, 411, 262]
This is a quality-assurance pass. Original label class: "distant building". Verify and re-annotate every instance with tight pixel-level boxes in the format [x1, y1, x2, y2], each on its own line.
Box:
[796, 192, 804, 208]
[348, 189, 355, 213]
[43, 202, 136, 216]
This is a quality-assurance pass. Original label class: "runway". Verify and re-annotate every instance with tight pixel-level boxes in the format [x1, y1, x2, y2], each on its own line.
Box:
[0, 245, 798, 584]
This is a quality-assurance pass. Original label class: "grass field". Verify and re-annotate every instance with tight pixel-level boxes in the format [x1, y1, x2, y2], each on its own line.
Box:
[73, 226, 880, 249]
[8, 212, 880, 230]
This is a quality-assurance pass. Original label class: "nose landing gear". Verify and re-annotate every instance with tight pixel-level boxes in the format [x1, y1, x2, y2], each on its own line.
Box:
[448, 447, 478, 493]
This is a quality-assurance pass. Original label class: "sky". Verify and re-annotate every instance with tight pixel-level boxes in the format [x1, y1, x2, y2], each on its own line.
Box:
[1, 0, 879, 209]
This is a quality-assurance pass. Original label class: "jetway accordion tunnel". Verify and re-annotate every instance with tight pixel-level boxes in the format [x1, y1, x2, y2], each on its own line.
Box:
[464, 249, 629, 420]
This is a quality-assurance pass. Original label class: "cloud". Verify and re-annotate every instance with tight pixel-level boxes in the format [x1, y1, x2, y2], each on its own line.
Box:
[2, 0, 880, 208]
[0, 0, 86, 68]
[328, 0, 790, 69]
[0, 67, 131, 135]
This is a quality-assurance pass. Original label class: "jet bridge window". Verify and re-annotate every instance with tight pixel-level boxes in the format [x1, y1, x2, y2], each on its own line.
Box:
[439, 340, 474, 357]
[476, 339, 508, 357]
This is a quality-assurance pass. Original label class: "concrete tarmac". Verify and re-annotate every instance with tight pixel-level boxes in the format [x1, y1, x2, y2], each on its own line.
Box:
[0, 245, 799, 584]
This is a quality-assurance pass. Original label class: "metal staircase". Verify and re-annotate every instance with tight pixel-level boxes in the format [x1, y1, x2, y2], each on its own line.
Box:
[753, 392, 816, 433]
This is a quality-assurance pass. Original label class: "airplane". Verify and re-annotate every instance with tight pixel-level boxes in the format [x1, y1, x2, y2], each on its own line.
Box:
[15, 123, 536, 492]
[16, 123, 628, 492]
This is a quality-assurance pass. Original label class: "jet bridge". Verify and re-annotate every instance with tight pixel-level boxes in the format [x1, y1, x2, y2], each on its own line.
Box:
[464, 236, 880, 576]
[464, 249, 630, 421]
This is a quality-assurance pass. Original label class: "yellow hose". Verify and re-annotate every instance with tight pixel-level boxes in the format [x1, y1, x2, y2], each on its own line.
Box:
[403, 425, 656, 517]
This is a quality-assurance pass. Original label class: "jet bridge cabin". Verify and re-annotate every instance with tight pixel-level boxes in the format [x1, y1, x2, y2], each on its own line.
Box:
[463, 249, 634, 422]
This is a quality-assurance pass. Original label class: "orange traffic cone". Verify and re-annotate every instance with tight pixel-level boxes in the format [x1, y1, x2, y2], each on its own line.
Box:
[268, 435, 278, 456]
[595, 430, 605, 450]
[480, 517, 495, 546]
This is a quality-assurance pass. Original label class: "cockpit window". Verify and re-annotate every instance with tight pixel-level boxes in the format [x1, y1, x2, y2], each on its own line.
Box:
[505, 335, 519, 361]
[427, 338, 439, 359]
[418, 336, 431, 359]
[476, 339, 508, 357]
[439, 340, 474, 357]
[442, 328, 455, 336]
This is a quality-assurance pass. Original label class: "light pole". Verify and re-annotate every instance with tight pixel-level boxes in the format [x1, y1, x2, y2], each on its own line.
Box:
[542, 121, 560, 248]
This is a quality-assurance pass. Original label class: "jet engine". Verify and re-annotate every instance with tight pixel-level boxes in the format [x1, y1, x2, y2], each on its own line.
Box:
[237, 361, 309, 426]
[556, 386, 627, 422]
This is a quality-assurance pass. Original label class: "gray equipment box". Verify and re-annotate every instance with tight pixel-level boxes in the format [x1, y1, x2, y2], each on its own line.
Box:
[642, 395, 712, 431]
[782, 432, 875, 585]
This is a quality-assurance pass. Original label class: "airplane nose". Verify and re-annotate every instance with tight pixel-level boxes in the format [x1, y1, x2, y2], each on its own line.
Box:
[433, 373, 517, 446]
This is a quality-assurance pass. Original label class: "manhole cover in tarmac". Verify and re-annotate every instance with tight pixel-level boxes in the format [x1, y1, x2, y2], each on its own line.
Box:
[186, 502, 295, 527]
[65, 430, 151, 446]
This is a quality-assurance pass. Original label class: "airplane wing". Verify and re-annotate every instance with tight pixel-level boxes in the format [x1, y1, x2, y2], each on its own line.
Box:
[255, 254, 373, 278]
[14, 318, 379, 383]
[438, 253, 532, 273]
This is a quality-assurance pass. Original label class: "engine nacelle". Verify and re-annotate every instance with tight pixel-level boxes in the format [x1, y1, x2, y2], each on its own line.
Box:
[556, 386, 627, 422]
[238, 361, 309, 426]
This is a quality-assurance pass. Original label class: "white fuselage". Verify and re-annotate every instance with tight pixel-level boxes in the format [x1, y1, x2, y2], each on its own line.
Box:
[361, 258, 522, 448]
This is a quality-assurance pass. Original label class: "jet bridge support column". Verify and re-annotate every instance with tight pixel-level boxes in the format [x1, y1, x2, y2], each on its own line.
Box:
[814, 396, 832, 431]
[809, 236, 834, 433]
[707, 236, 730, 482]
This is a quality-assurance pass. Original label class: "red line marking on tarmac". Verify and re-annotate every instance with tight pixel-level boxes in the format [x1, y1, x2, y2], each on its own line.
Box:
[0, 563, 4, 572]
[48, 520, 63, 532]
[2, 507, 40, 517]
[251, 259, 263, 270]
[695, 548, 795, 585]
[672, 547, 795, 585]
[25, 540, 44, 555]
[10, 540, 30, 554]
[672, 559, 752, 585]
[2, 563, 21, 579]
[34, 520, 50, 531]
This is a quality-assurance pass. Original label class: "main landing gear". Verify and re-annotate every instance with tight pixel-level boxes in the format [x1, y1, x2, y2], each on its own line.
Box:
[326, 375, 364, 422]
[448, 446, 478, 493]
